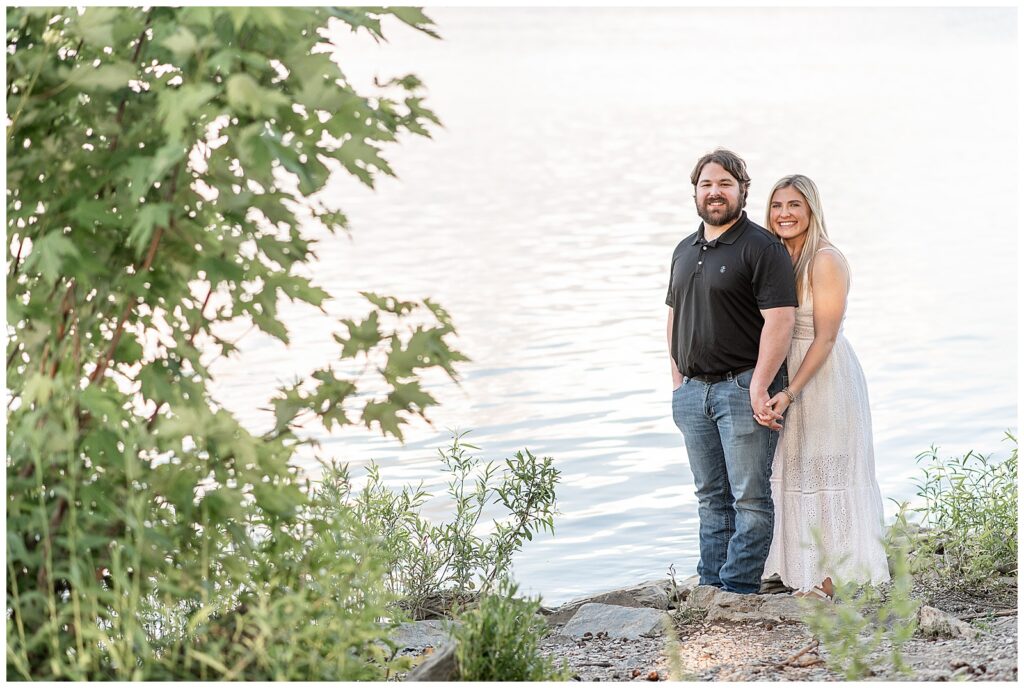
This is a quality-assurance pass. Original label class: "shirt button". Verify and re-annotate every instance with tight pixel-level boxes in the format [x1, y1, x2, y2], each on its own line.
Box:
[698, 261, 702, 265]
[702, 246, 707, 251]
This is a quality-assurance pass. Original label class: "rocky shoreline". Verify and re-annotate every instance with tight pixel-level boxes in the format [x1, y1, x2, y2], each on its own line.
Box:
[393, 574, 1017, 681]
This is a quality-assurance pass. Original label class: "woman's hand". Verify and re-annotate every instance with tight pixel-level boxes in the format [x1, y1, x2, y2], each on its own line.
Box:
[754, 392, 791, 430]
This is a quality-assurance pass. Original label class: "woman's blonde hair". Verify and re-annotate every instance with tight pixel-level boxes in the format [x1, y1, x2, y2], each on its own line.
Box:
[764, 174, 832, 304]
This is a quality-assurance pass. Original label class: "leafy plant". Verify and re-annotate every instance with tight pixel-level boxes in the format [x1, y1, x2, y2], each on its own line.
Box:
[347, 432, 561, 618]
[6, 6, 465, 680]
[907, 432, 1017, 584]
[452, 577, 571, 682]
[153, 468, 405, 681]
[802, 535, 919, 680]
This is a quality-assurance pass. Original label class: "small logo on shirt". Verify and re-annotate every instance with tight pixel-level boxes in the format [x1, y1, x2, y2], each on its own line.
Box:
[719, 265, 727, 273]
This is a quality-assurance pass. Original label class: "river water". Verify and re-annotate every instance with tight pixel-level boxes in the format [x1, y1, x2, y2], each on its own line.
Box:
[208, 8, 1018, 605]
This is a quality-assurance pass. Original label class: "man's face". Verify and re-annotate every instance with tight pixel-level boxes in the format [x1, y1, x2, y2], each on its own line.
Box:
[694, 162, 744, 228]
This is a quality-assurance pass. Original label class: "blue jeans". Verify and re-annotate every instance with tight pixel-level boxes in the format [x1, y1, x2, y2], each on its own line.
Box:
[671, 366, 786, 594]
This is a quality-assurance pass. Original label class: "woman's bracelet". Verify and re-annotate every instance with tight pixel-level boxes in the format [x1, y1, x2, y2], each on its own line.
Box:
[782, 387, 797, 403]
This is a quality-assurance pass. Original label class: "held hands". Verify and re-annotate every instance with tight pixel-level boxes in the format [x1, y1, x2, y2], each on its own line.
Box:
[752, 389, 788, 431]
[766, 391, 792, 424]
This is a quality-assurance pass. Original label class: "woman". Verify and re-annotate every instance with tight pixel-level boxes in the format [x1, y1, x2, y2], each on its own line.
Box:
[758, 175, 890, 600]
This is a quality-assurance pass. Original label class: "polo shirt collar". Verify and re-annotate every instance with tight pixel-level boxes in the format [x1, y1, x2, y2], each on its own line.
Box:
[693, 212, 750, 247]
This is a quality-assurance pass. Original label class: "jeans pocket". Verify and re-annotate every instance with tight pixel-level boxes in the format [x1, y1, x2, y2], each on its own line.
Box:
[732, 369, 753, 392]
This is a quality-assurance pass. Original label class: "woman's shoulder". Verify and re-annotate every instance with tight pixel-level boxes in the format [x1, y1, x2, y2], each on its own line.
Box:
[810, 244, 851, 283]
[813, 244, 849, 266]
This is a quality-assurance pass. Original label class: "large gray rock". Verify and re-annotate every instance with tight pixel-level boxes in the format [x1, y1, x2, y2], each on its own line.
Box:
[545, 578, 686, 626]
[388, 620, 458, 653]
[556, 603, 670, 640]
[705, 590, 807, 623]
[545, 590, 641, 627]
[917, 605, 979, 640]
[684, 586, 807, 622]
[630, 579, 673, 609]
[685, 585, 722, 611]
[405, 642, 459, 681]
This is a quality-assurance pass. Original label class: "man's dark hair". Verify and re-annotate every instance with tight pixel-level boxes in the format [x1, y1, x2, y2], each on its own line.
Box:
[690, 149, 751, 207]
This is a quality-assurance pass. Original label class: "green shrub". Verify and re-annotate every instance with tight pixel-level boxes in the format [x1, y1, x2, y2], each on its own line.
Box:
[908, 432, 1017, 584]
[149, 467, 405, 681]
[453, 578, 571, 681]
[347, 432, 561, 618]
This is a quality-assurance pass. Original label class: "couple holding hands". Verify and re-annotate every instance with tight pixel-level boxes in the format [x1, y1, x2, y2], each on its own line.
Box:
[667, 149, 889, 600]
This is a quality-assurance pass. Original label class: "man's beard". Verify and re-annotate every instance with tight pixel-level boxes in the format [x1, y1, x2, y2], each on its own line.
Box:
[696, 196, 743, 228]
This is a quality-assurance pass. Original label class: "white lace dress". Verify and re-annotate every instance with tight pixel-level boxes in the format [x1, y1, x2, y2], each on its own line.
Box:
[763, 253, 890, 592]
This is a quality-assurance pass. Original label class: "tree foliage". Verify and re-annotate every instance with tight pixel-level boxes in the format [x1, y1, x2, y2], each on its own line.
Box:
[6, 6, 467, 679]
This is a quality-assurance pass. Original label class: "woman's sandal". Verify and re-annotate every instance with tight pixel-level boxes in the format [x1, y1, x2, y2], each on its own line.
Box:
[791, 586, 833, 602]
[803, 586, 834, 603]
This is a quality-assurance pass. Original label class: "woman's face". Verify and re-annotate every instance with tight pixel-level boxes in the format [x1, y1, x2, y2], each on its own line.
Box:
[769, 186, 811, 240]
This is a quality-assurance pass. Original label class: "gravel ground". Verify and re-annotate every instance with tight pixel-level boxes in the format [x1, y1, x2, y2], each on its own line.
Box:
[659, 613, 1017, 682]
[667, 619, 836, 681]
[537, 580, 1017, 682]
[539, 632, 669, 682]
[863, 614, 1017, 682]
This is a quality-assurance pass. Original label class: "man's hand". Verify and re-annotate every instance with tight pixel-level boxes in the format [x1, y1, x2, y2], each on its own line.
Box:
[751, 387, 784, 430]
[748, 305, 795, 431]
[667, 308, 684, 391]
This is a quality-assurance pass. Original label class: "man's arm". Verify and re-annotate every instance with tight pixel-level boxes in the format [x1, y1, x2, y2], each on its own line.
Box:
[667, 307, 683, 389]
[749, 306, 795, 425]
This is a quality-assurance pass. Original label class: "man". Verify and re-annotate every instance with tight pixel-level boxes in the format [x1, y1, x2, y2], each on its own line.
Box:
[666, 149, 797, 594]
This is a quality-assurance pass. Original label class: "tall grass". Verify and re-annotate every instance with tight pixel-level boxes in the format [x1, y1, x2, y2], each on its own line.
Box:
[908, 431, 1017, 584]
[7, 453, 398, 680]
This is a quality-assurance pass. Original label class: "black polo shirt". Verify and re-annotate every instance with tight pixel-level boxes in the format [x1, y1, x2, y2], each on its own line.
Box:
[665, 212, 797, 378]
